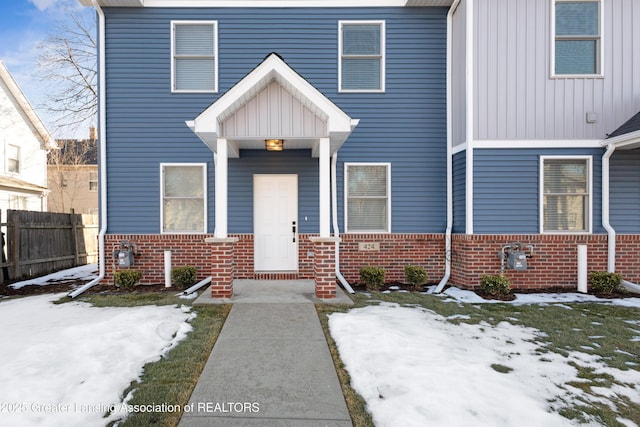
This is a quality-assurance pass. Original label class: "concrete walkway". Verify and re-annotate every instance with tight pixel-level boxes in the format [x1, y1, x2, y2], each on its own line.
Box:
[178, 281, 354, 426]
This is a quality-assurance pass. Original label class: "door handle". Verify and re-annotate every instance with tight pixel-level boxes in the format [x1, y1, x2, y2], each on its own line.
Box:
[292, 221, 296, 242]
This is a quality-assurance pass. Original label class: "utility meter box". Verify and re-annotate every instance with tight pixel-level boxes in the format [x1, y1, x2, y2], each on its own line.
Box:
[117, 249, 134, 267]
[115, 241, 136, 267]
[507, 251, 527, 271]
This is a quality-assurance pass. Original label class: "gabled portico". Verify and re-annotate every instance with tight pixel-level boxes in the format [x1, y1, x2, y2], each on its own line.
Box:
[186, 53, 359, 298]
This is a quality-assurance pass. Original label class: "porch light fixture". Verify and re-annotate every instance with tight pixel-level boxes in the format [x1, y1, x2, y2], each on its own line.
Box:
[265, 139, 284, 151]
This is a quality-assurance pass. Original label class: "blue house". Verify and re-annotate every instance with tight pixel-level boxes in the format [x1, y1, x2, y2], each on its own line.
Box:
[79, 0, 639, 298]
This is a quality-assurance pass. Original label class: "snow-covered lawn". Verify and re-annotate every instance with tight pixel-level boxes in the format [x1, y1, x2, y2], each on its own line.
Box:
[0, 293, 194, 426]
[329, 292, 640, 427]
[8, 264, 99, 289]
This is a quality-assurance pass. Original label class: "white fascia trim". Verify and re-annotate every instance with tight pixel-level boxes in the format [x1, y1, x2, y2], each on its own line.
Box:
[338, 20, 386, 93]
[192, 53, 354, 151]
[0, 61, 55, 148]
[144, 1, 408, 7]
[474, 139, 603, 149]
[170, 20, 219, 94]
[452, 143, 467, 154]
[160, 163, 208, 234]
[539, 155, 593, 235]
[602, 130, 640, 148]
[344, 162, 392, 233]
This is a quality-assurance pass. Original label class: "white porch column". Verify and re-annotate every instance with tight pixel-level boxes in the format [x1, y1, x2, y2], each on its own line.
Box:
[215, 138, 228, 238]
[319, 137, 331, 238]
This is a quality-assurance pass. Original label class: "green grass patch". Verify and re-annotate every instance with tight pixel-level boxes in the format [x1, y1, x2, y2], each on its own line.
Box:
[490, 363, 514, 374]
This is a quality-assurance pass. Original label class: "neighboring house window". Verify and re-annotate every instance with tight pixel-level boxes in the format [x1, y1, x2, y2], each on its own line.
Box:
[7, 144, 20, 174]
[161, 164, 207, 233]
[541, 157, 591, 233]
[345, 163, 390, 232]
[339, 21, 385, 92]
[553, 0, 601, 76]
[89, 171, 98, 192]
[10, 195, 27, 210]
[171, 21, 218, 92]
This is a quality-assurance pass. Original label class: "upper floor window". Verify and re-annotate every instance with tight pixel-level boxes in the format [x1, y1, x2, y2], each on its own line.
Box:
[171, 21, 218, 92]
[7, 144, 20, 174]
[161, 164, 207, 233]
[345, 163, 390, 232]
[339, 21, 385, 92]
[540, 156, 591, 233]
[553, 0, 602, 76]
[89, 171, 98, 192]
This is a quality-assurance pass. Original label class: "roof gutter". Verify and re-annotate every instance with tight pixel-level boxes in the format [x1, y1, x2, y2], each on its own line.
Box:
[69, 0, 107, 298]
[432, 0, 461, 293]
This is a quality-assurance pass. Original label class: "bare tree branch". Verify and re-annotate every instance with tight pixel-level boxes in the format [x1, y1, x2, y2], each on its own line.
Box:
[37, 12, 97, 135]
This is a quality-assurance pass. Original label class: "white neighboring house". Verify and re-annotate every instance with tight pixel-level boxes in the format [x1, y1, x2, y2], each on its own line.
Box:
[0, 60, 56, 213]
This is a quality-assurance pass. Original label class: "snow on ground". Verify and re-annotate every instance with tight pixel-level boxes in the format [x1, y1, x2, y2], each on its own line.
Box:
[0, 293, 194, 427]
[9, 264, 99, 289]
[329, 301, 640, 427]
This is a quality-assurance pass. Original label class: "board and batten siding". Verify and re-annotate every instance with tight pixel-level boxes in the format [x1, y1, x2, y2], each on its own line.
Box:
[103, 7, 448, 234]
[450, 0, 467, 149]
[610, 149, 640, 233]
[473, 148, 604, 234]
[472, 0, 640, 141]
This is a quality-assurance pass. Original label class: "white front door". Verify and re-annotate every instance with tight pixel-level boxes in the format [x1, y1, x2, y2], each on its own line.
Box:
[254, 174, 298, 271]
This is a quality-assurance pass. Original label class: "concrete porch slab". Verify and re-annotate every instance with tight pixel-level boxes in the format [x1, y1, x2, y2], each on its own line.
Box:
[192, 280, 354, 305]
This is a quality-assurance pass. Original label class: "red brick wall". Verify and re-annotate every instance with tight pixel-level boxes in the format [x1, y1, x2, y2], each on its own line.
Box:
[103, 234, 214, 285]
[102, 233, 640, 289]
[450, 234, 640, 289]
[338, 234, 447, 285]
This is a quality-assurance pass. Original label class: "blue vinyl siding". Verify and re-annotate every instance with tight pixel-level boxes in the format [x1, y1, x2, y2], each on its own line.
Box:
[473, 148, 604, 234]
[103, 7, 448, 234]
[228, 150, 318, 234]
[610, 149, 640, 233]
[452, 151, 466, 233]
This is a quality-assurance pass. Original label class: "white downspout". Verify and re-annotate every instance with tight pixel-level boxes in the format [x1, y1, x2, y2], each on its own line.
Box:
[602, 143, 616, 273]
[432, 0, 461, 294]
[331, 152, 354, 294]
[69, 1, 106, 298]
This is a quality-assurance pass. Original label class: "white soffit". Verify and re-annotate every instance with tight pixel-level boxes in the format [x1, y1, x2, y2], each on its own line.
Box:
[81, 1, 453, 7]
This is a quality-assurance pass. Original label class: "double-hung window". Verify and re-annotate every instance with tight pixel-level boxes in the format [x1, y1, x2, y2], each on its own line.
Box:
[161, 164, 207, 233]
[541, 157, 591, 233]
[553, 0, 602, 76]
[171, 21, 218, 92]
[339, 21, 385, 92]
[345, 163, 390, 232]
[89, 171, 98, 192]
[6, 144, 20, 174]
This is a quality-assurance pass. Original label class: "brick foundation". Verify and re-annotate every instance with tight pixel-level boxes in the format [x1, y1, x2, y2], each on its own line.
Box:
[101, 232, 640, 292]
[450, 234, 640, 289]
[338, 234, 446, 285]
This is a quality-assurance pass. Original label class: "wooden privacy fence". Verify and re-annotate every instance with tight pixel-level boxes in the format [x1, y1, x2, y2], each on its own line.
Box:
[0, 210, 98, 284]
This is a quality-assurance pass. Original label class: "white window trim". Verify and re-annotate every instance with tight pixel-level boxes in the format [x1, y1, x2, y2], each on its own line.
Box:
[160, 163, 208, 234]
[539, 155, 593, 234]
[170, 20, 219, 93]
[550, 0, 604, 78]
[89, 170, 98, 192]
[338, 20, 386, 93]
[344, 162, 391, 233]
[6, 144, 20, 175]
